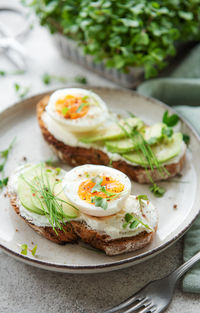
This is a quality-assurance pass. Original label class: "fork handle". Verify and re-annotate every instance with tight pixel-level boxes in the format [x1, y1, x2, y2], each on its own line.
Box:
[169, 251, 200, 283]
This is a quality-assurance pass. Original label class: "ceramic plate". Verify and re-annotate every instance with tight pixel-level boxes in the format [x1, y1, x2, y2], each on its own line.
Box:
[0, 87, 200, 274]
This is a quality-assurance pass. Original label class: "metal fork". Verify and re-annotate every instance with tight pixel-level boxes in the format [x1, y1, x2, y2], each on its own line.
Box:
[102, 251, 200, 313]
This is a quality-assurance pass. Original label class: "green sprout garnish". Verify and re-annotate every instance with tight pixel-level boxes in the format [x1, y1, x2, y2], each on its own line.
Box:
[76, 102, 89, 113]
[149, 184, 165, 197]
[21, 163, 78, 234]
[31, 244, 38, 256]
[117, 120, 167, 197]
[20, 244, 28, 255]
[0, 137, 16, 191]
[42, 72, 67, 85]
[91, 196, 108, 210]
[162, 111, 179, 127]
[90, 175, 123, 210]
[123, 212, 152, 231]
[20, 244, 37, 256]
[162, 126, 173, 139]
[62, 107, 69, 116]
[74, 75, 87, 84]
[14, 83, 30, 99]
[183, 133, 190, 145]
[123, 195, 152, 230]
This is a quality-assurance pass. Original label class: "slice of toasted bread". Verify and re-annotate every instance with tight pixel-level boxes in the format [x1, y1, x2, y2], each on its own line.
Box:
[8, 191, 156, 256]
[37, 96, 185, 183]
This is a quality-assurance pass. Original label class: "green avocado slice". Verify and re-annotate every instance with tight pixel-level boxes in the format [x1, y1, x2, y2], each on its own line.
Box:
[18, 175, 45, 215]
[105, 123, 167, 153]
[122, 133, 183, 165]
[17, 164, 78, 218]
[79, 117, 143, 143]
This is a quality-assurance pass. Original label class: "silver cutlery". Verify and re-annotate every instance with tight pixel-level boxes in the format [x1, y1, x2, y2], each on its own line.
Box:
[102, 250, 200, 313]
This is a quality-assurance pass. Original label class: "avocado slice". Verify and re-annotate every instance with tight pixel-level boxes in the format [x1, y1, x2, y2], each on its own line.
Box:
[79, 117, 143, 143]
[144, 123, 166, 142]
[105, 138, 138, 153]
[18, 175, 45, 215]
[123, 133, 183, 165]
[18, 164, 78, 218]
[105, 123, 167, 154]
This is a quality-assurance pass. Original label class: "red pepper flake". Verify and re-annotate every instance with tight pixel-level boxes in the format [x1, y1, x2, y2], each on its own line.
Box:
[32, 193, 36, 197]
[106, 177, 110, 181]
[173, 204, 177, 209]
[56, 178, 60, 182]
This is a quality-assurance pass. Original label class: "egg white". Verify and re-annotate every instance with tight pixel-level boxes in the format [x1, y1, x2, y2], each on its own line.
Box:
[62, 165, 132, 217]
[46, 88, 108, 132]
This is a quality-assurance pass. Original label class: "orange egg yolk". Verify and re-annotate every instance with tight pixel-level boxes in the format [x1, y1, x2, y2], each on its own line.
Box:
[55, 95, 89, 119]
[78, 176, 124, 204]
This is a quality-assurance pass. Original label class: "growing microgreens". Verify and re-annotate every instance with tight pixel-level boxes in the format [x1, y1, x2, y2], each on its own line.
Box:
[21, 164, 78, 234]
[20, 243, 37, 256]
[14, 83, 30, 99]
[25, 1, 200, 79]
[162, 111, 179, 127]
[90, 176, 122, 210]
[0, 137, 16, 191]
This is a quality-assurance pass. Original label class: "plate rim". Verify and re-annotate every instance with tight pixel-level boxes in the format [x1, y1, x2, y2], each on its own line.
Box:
[1, 86, 200, 273]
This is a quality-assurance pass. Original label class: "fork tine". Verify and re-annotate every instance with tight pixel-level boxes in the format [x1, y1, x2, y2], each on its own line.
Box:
[123, 298, 151, 313]
[138, 304, 157, 313]
[101, 295, 144, 313]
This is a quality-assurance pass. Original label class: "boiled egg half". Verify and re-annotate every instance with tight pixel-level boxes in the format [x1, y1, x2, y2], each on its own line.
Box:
[62, 165, 131, 217]
[46, 88, 108, 132]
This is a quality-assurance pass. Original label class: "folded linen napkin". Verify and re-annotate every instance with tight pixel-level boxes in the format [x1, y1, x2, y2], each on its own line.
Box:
[137, 78, 200, 293]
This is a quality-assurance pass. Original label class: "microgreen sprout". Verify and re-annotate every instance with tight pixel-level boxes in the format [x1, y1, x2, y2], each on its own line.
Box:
[149, 184, 165, 197]
[162, 111, 179, 127]
[21, 163, 78, 234]
[0, 137, 16, 191]
[183, 134, 190, 145]
[20, 243, 38, 256]
[74, 75, 87, 84]
[14, 83, 30, 99]
[90, 175, 123, 210]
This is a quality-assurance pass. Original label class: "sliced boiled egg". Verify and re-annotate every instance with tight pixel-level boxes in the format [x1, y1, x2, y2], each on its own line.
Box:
[62, 165, 131, 217]
[46, 88, 108, 132]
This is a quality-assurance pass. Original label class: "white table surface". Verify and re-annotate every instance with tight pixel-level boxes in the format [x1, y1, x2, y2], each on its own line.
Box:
[0, 1, 199, 312]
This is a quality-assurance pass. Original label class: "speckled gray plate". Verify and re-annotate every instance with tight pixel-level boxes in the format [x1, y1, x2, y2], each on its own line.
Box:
[0, 87, 200, 274]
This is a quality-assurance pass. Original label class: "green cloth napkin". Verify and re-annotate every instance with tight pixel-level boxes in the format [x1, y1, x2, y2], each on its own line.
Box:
[137, 44, 200, 293]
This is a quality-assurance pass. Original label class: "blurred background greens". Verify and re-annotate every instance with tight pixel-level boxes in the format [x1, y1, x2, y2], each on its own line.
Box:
[23, 0, 200, 80]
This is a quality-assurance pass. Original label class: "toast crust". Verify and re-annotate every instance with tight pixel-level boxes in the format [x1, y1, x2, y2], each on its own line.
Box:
[8, 191, 155, 255]
[37, 96, 185, 183]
